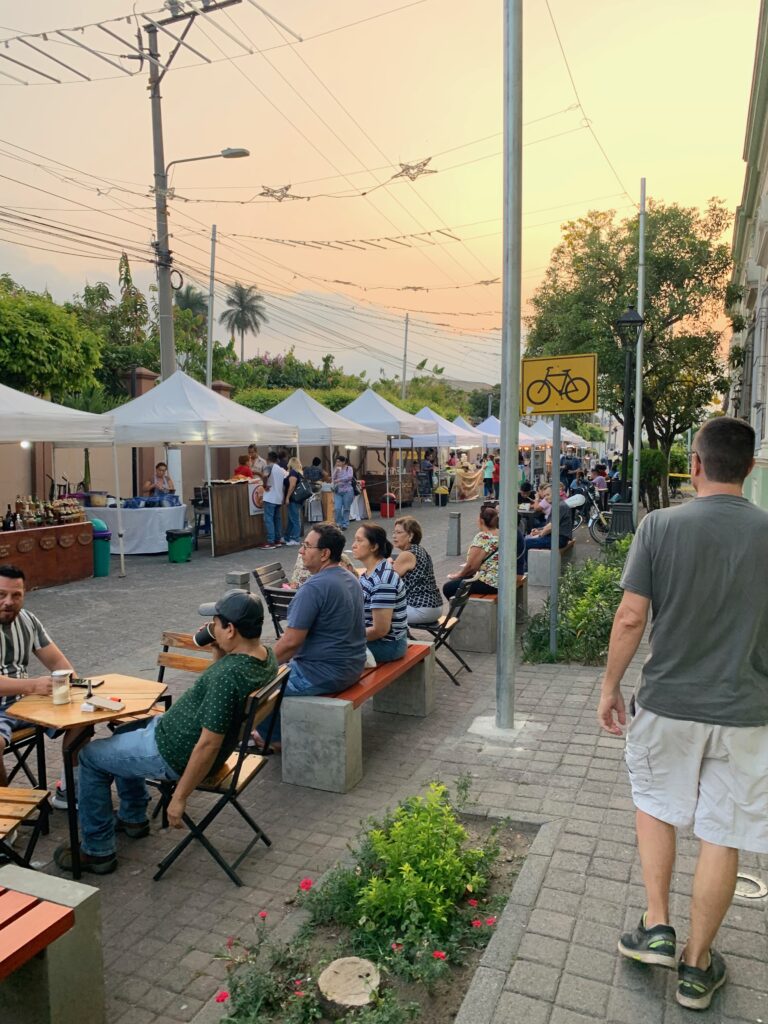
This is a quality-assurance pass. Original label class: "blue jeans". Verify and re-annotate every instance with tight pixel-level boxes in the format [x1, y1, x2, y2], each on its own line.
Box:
[367, 634, 408, 663]
[261, 660, 351, 744]
[77, 717, 178, 857]
[334, 489, 354, 528]
[483, 478, 493, 496]
[263, 501, 283, 544]
[285, 500, 302, 542]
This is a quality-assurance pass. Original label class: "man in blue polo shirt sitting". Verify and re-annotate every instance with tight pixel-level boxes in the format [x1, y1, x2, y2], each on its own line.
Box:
[253, 523, 367, 751]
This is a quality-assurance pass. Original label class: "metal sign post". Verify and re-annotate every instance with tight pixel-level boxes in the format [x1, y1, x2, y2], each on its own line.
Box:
[549, 415, 561, 655]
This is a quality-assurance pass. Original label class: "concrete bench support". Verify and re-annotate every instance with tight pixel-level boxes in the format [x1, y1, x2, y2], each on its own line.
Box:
[372, 645, 435, 717]
[0, 864, 104, 1024]
[280, 646, 435, 794]
[452, 597, 497, 653]
[528, 543, 575, 587]
[281, 696, 362, 794]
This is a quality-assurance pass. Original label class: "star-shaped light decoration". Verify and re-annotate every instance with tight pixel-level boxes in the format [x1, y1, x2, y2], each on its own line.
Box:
[259, 185, 297, 202]
[390, 158, 437, 182]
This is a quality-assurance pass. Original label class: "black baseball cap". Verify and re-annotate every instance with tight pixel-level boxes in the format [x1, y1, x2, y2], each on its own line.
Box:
[198, 590, 264, 630]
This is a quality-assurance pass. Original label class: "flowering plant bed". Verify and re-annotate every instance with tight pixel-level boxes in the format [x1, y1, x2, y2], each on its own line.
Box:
[217, 783, 529, 1024]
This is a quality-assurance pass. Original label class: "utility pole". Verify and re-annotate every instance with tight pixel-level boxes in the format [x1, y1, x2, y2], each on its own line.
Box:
[496, 0, 523, 730]
[401, 313, 409, 401]
[631, 178, 646, 527]
[206, 224, 217, 389]
[488, 392, 492, 418]
[147, 22, 174, 382]
[144, 1, 243, 380]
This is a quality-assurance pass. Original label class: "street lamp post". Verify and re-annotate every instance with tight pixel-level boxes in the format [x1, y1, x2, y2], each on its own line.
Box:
[153, 147, 249, 380]
[609, 306, 644, 538]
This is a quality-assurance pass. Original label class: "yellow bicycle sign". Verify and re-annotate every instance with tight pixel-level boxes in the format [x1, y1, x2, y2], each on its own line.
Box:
[521, 353, 597, 415]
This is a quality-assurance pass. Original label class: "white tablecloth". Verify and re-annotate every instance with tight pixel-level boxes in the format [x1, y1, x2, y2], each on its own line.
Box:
[85, 506, 187, 555]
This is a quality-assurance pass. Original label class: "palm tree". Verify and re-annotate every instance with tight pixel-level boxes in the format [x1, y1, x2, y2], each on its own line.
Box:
[219, 283, 268, 362]
[174, 284, 208, 319]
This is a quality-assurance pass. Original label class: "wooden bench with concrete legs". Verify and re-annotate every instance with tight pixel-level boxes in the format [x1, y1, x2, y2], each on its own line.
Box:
[280, 641, 435, 794]
[0, 863, 104, 1024]
[451, 575, 528, 654]
[527, 538, 576, 586]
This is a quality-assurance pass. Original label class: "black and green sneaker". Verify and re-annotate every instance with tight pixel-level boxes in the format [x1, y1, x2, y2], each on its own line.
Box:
[676, 949, 726, 1010]
[618, 913, 677, 967]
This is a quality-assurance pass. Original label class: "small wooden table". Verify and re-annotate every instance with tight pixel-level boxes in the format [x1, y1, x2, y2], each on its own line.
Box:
[12, 675, 167, 879]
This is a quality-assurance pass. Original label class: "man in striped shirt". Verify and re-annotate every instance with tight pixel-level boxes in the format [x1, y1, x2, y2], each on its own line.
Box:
[0, 564, 74, 786]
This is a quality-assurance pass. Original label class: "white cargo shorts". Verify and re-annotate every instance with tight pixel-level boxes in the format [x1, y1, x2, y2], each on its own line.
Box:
[625, 703, 768, 853]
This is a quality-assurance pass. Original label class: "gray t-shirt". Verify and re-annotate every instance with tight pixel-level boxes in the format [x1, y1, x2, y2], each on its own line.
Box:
[621, 494, 768, 727]
[287, 565, 367, 690]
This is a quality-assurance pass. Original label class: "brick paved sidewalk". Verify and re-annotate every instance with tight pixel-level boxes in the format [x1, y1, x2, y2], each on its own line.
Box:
[15, 501, 768, 1024]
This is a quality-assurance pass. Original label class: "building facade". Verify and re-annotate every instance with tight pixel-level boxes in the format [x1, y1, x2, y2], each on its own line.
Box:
[731, 0, 768, 510]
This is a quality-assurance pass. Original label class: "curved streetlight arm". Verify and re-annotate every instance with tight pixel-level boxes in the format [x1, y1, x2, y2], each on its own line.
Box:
[165, 148, 250, 177]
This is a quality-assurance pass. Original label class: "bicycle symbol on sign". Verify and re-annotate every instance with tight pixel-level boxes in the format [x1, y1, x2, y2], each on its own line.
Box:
[525, 365, 591, 407]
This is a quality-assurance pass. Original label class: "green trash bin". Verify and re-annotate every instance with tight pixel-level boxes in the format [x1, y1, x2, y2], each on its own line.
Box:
[166, 528, 194, 563]
[90, 517, 112, 578]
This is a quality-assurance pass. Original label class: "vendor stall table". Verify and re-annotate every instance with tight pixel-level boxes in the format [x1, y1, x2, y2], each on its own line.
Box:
[0, 522, 93, 589]
[85, 506, 186, 556]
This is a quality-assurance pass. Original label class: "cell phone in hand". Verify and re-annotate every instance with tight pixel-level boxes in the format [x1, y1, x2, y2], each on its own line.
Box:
[71, 677, 105, 689]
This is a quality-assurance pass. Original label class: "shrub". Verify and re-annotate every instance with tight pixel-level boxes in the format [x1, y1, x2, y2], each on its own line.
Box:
[305, 783, 501, 983]
[521, 537, 632, 664]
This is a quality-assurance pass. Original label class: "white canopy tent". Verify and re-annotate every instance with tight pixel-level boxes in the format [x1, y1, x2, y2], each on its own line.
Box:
[453, 415, 493, 448]
[100, 370, 298, 559]
[265, 388, 386, 450]
[339, 389, 433, 500]
[105, 370, 298, 447]
[0, 382, 126, 575]
[475, 414, 501, 439]
[390, 407, 480, 449]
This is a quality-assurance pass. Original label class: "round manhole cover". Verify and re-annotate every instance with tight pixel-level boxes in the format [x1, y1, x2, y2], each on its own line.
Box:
[734, 873, 767, 900]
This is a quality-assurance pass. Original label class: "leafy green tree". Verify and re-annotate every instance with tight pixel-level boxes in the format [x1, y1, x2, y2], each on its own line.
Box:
[174, 284, 208, 321]
[467, 385, 500, 421]
[219, 283, 268, 362]
[526, 199, 731, 504]
[0, 283, 102, 397]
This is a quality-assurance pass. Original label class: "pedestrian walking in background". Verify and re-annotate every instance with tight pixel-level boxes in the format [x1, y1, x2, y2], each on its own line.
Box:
[332, 455, 355, 530]
[597, 417, 768, 1011]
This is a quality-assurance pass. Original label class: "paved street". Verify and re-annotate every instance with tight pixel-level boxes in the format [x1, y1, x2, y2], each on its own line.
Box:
[15, 499, 768, 1024]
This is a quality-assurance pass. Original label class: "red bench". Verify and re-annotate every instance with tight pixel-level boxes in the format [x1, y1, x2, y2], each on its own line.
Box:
[281, 642, 435, 793]
[0, 887, 74, 981]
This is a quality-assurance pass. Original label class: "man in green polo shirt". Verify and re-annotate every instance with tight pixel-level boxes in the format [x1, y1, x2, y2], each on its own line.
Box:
[54, 591, 277, 875]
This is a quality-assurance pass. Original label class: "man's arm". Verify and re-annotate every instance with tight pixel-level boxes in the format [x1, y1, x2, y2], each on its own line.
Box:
[167, 727, 225, 828]
[597, 590, 650, 735]
[0, 640, 72, 697]
[273, 626, 308, 664]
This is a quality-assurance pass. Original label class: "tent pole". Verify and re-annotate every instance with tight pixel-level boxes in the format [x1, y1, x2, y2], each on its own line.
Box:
[112, 443, 126, 578]
[385, 441, 390, 507]
[205, 432, 215, 558]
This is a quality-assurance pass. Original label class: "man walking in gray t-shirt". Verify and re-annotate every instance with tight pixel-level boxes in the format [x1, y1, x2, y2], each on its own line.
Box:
[597, 417, 768, 1011]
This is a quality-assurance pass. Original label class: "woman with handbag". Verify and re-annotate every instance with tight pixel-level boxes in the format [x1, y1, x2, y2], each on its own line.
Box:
[283, 457, 307, 546]
[332, 455, 355, 530]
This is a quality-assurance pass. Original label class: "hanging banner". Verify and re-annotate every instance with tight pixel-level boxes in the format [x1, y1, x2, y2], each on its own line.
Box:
[248, 482, 264, 516]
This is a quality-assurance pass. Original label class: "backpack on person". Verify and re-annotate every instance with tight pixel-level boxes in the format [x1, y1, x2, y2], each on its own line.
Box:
[290, 477, 313, 504]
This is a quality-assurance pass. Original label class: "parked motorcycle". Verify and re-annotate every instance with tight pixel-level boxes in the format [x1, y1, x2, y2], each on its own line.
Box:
[568, 483, 612, 544]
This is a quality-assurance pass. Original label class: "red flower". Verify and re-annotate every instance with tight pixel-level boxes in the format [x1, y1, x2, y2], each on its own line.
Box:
[467, 898, 478, 908]
[293, 979, 304, 988]
[471, 919, 483, 928]
[432, 950, 446, 960]
[225, 936, 235, 950]
[258, 910, 268, 919]
[294, 991, 306, 998]
[215, 991, 229, 1003]
[391, 942, 404, 953]
[486, 916, 497, 926]
[299, 878, 314, 892]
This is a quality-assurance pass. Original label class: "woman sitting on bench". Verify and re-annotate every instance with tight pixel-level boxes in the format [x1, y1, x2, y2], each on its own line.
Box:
[390, 516, 443, 626]
[352, 525, 408, 664]
[443, 504, 515, 599]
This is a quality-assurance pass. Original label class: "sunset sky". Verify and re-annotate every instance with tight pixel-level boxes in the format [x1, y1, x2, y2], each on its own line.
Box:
[0, 0, 761, 385]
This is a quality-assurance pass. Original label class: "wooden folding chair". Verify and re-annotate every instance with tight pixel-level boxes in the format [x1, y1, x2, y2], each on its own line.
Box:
[0, 788, 50, 867]
[410, 579, 475, 686]
[252, 563, 295, 638]
[148, 665, 289, 885]
[5, 727, 47, 791]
